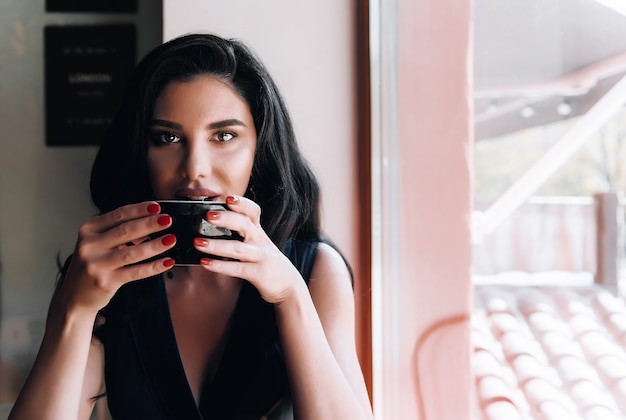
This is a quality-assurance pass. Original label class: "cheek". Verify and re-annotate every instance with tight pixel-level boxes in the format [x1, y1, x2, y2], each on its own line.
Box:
[147, 151, 171, 189]
[237, 148, 255, 180]
[221, 148, 255, 192]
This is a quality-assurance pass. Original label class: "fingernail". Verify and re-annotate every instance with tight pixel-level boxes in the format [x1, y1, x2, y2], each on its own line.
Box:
[147, 203, 160, 214]
[157, 215, 172, 226]
[163, 258, 175, 268]
[194, 237, 208, 247]
[206, 211, 220, 221]
[226, 195, 239, 205]
[162, 234, 176, 246]
[200, 258, 212, 266]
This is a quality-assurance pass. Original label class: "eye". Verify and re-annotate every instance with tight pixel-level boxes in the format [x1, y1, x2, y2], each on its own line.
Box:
[215, 131, 237, 142]
[151, 131, 181, 145]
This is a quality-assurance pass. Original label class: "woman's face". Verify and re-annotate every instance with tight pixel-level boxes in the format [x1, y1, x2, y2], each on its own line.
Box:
[147, 75, 257, 201]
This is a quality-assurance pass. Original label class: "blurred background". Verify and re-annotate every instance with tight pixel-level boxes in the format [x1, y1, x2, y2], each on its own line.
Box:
[0, 2, 162, 416]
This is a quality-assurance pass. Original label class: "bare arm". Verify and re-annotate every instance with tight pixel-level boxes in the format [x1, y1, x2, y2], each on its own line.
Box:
[274, 243, 373, 420]
[8, 298, 100, 419]
[8, 201, 176, 420]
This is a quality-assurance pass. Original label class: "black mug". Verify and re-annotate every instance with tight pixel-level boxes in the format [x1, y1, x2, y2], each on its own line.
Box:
[154, 200, 242, 265]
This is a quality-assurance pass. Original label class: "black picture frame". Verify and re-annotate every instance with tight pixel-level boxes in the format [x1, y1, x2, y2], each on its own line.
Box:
[46, 0, 137, 13]
[44, 25, 136, 146]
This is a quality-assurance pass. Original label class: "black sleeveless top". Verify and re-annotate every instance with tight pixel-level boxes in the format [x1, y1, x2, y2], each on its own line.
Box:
[95, 239, 319, 420]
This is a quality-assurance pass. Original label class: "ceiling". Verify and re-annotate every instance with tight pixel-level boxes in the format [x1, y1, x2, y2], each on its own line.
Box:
[474, 0, 626, 140]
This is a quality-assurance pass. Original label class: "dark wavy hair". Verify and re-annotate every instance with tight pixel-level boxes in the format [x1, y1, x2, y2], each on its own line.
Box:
[90, 33, 321, 247]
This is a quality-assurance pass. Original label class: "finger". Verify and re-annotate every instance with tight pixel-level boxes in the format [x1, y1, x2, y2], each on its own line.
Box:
[114, 256, 175, 286]
[198, 257, 254, 280]
[205, 207, 262, 242]
[116, 235, 153, 251]
[98, 213, 173, 250]
[225, 195, 261, 226]
[196, 257, 283, 300]
[133, 236, 151, 245]
[125, 236, 152, 247]
[193, 236, 260, 262]
[112, 233, 177, 268]
[84, 201, 162, 235]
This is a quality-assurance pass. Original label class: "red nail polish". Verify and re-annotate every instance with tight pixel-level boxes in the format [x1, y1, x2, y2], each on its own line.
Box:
[157, 215, 171, 226]
[163, 258, 175, 268]
[162, 234, 176, 246]
[147, 203, 160, 214]
[226, 195, 239, 205]
[200, 258, 212, 266]
[206, 211, 220, 220]
[194, 238, 208, 247]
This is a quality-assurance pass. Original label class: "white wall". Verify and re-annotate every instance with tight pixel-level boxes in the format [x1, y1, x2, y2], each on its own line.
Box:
[0, 1, 162, 406]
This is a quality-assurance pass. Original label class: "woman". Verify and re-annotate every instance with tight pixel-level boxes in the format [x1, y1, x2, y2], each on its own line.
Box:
[9, 33, 373, 419]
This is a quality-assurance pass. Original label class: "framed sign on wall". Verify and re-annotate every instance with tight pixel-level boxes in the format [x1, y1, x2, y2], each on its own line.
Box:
[44, 25, 136, 146]
[46, 0, 137, 13]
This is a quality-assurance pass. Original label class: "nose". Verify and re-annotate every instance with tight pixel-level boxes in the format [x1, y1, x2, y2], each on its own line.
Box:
[180, 140, 211, 180]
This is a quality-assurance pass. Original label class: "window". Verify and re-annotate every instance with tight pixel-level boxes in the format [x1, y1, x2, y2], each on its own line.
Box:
[472, 0, 626, 289]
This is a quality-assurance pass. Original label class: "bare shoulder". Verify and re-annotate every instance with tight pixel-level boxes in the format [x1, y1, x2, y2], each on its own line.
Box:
[308, 242, 354, 317]
[309, 242, 352, 287]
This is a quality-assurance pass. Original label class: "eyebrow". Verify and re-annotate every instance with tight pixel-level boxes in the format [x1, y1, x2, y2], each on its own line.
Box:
[150, 118, 247, 129]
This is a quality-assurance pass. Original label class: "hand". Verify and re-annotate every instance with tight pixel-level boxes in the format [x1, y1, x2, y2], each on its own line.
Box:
[56, 201, 177, 314]
[193, 195, 304, 304]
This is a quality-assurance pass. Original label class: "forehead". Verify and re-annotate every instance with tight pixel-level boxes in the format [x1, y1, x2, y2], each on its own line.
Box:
[153, 75, 251, 119]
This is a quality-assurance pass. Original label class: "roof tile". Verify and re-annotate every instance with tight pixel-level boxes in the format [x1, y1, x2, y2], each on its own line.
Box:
[473, 284, 626, 419]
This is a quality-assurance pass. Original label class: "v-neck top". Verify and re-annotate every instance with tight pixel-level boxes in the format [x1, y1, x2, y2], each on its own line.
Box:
[95, 239, 319, 420]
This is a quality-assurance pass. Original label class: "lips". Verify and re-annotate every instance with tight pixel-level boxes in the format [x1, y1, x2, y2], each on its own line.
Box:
[175, 187, 220, 201]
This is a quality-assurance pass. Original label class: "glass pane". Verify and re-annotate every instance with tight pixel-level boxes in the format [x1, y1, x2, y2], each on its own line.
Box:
[473, 0, 626, 284]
